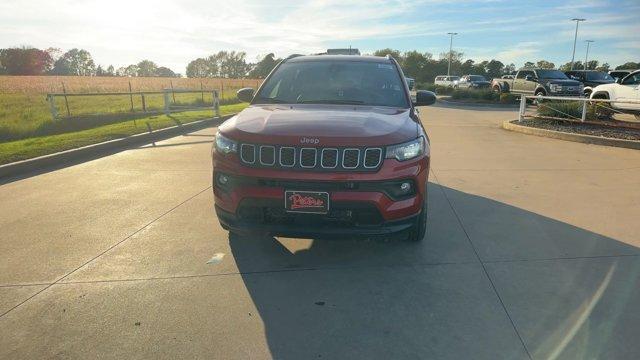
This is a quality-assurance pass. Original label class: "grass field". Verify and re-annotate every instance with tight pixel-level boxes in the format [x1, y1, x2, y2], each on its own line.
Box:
[0, 102, 247, 165]
[0, 76, 262, 142]
[0, 76, 260, 164]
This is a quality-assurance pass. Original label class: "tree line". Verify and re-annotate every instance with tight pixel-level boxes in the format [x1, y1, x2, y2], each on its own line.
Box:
[372, 48, 639, 83]
[0, 47, 179, 77]
[1, 45, 637, 82]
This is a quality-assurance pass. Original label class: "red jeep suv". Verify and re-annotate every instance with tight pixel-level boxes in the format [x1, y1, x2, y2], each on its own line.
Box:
[212, 54, 436, 241]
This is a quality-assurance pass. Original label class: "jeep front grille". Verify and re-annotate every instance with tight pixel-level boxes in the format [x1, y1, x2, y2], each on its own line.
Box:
[239, 144, 383, 171]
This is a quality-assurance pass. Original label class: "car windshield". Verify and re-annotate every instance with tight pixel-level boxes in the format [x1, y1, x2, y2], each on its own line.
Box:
[469, 75, 486, 81]
[586, 72, 614, 81]
[537, 70, 568, 79]
[450, 76, 460, 80]
[254, 60, 409, 107]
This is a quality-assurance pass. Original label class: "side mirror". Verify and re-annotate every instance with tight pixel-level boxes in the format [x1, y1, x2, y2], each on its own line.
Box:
[237, 88, 255, 103]
[413, 90, 436, 106]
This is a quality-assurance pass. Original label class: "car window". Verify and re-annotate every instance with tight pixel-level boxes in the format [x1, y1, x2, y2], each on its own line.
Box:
[450, 76, 459, 81]
[469, 75, 486, 81]
[516, 71, 531, 79]
[586, 72, 614, 81]
[622, 73, 640, 85]
[537, 70, 568, 79]
[255, 60, 410, 107]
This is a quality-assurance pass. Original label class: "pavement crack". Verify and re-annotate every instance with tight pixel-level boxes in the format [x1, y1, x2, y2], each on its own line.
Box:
[0, 185, 212, 320]
[431, 168, 533, 360]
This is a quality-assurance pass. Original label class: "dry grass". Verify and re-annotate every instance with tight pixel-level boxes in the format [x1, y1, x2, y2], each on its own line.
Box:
[0, 76, 263, 142]
[0, 75, 263, 94]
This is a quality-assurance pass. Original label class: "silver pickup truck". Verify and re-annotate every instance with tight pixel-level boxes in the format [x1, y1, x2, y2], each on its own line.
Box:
[492, 69, 583, 97]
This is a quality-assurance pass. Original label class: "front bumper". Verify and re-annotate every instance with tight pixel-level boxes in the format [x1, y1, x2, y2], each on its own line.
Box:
[212, 155, 429, 238]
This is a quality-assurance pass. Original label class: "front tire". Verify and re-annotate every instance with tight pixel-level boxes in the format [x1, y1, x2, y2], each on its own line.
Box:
[408, 186, 428, 242]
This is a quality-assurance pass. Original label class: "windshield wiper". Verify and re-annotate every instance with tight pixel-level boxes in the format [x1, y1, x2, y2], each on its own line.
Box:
[254, 97, 289, 104]
[298, 99, 365, 105]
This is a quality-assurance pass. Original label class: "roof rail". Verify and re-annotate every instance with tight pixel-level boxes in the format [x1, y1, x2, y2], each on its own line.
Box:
[285, 54, 304, 60]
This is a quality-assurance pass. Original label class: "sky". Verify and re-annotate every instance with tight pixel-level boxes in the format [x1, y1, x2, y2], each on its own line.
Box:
[0, 0, 638, 74]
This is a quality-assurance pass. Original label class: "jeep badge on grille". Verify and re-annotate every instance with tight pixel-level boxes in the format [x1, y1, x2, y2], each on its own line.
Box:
[300, 137, 320, 144]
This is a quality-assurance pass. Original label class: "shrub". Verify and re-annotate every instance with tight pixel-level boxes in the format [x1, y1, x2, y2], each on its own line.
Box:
[536, 101, 597, 120]
[499, 93, 518, 103]
[451, 89, 499, 102]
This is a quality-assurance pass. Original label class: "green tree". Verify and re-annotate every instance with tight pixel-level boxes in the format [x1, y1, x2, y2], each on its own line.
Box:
[401, 51, 431, 81]
[484, 59, 504, 79]
[248, 53, 281, 78]
[373, 48, 403, 62]
[536, 60, 555, 69]
[615, 62, 640, 70]
[596, 63, 610, 72]
[523, 61, 535, 69]
[52, 48, 96, 75]
[137, 60, 158, 77]
[186, 58, 211, 78]
[0, 47, 53, 75]
[156, 66, 176, 77]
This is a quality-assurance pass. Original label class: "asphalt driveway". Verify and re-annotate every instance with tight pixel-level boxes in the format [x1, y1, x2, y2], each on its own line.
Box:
[1, 104, 639, 359]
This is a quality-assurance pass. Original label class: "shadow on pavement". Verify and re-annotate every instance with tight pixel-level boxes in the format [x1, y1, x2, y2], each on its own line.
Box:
[228, 185, 639, 359]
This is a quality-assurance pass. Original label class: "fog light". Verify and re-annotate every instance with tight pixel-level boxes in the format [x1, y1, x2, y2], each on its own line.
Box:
[400, 182, 411, 193]
[218, 174, 228, 185]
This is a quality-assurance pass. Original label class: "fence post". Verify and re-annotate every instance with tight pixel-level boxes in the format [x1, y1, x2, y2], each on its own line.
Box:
[213, 90, 220, 118]
[164, 89, 170, 115]
[47, 94, 58, 121]
[518, 95, 526, 122]
[220, 82, 224, 100]
[170, 81, 176, 104]
[128, 81, 134, 112]
[200, 81, 204, 103]
[62, 82, 71, 117]
[581, 99, 587, 122]
[141, 93, 147, 113]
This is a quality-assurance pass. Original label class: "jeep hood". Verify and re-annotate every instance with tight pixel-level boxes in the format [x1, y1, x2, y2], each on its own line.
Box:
[219, 104, 418, 147]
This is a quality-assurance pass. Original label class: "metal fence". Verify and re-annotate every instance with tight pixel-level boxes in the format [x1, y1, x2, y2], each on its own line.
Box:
[46, 88, 222, 121]
[517, 95, 640, 128]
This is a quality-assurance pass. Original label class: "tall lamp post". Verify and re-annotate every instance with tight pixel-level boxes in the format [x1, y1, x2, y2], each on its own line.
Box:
[570, 18, 586, 70]
[584, 40, 594, 70]
[447, 32, 458, 77]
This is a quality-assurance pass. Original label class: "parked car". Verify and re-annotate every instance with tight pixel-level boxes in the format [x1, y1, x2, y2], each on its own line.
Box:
[564, 70, 615, 96]
[609, 69, 637, 83]
[456, 75, 490, 89]
[405, 77, 415, 91]
[590, 70, 640, 119]
[434, 75, 460, 87]
[213, 54, 436, 241]
[492, 68, 583, 97]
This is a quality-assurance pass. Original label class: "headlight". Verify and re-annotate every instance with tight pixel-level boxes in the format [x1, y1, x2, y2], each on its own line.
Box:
[386, 137, 426, 161]
[549, 84, 562, 93]
[215, 132, 237, 154]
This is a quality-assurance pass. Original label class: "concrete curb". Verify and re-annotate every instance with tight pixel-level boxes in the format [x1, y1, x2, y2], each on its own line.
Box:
[0, 114, 235, 181]
[437, 98, 518, 108]
[502, 120, 640, 150]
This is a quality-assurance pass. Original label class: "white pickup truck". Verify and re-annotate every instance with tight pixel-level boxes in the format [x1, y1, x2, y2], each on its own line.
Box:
[590, 70, 640, 119]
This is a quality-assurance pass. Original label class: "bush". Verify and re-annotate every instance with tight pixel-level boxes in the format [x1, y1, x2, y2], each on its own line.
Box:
[499, 93, 518, 104]
[451, 89, 499, 102]
[536, 101, 597, 120]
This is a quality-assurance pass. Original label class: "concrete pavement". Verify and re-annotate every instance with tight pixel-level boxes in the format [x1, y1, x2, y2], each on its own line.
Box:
[1, 104, 639, 359]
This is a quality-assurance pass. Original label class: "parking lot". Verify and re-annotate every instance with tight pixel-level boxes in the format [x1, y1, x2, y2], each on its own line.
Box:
[1, 103, 639, 359]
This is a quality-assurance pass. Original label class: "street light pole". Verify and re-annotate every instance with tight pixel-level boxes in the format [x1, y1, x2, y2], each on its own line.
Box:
[447, 32, 458, 77]
[570, 18, 586, 70]
[584, 40, 594, 70]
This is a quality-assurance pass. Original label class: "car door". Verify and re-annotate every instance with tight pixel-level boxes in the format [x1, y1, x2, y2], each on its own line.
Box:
[513, 71, 531, 94]
[615, 73, 640, 110]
